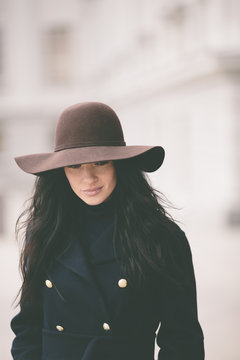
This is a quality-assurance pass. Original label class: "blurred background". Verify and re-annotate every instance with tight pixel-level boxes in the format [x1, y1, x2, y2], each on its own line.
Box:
[0, 0, 240, 359]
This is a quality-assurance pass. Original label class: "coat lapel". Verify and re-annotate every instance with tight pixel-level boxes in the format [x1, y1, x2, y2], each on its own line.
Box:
[55, 220, 121, 279]
[56, 230, 91, 279]
[55, 225, 121, 320]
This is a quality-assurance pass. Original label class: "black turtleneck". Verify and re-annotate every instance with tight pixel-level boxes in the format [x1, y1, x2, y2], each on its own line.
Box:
[80, 193, 116, 261]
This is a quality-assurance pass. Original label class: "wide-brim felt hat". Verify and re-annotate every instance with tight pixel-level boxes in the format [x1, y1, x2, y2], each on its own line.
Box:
[15, 102, 165, 175]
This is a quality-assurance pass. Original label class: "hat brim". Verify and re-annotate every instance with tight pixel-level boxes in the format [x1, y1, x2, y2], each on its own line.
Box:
[14, 145, 165, 175]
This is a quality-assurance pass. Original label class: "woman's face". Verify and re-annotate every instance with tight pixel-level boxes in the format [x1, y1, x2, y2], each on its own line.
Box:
[64, 161, 117, 206]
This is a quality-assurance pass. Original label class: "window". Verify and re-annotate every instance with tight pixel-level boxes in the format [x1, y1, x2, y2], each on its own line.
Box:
[43, 25, 72, 85]
[0, 195, 4, 235]
[0, 121, 4, 151]
[0, 29, 3, 83]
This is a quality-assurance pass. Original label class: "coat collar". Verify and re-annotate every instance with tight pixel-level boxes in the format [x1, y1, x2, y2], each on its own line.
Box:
[55, 220, 120, 279]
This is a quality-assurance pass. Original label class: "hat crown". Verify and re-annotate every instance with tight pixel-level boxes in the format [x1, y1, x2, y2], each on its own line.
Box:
[54, 102, 126, 151]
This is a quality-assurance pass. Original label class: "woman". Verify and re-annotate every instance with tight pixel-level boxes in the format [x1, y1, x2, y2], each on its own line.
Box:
[11, 102, 204, 360]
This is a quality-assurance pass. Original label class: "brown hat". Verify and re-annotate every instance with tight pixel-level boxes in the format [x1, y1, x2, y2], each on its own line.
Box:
[14, 102, 165, 174]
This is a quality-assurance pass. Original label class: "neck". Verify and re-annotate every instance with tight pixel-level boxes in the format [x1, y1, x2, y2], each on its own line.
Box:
[80, 189, 116, 219]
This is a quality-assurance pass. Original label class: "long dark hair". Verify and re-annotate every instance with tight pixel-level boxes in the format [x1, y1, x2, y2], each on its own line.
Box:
[16, 159, 186, 309]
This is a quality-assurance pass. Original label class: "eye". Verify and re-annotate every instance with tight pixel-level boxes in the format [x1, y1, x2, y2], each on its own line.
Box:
[67, 164, 81, 169]
[94, 161, 109, 166]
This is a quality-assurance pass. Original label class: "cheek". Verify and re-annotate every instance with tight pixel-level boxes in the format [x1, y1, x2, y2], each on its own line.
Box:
[64, 170, 80, 193]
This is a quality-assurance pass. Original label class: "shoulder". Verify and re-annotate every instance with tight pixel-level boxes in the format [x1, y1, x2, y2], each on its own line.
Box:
[157, 218, 189, 247]
[156, 219, 194, 273]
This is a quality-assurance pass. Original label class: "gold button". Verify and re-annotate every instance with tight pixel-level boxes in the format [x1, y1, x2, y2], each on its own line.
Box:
[45, 280, 53, 288]
[103, 323, 110, 331]
[118, 278, 127, 288]
[56, 325, 64, 332]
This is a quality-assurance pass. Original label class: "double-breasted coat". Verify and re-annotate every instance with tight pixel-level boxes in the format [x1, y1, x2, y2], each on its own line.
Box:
[11, 219, 204, 360]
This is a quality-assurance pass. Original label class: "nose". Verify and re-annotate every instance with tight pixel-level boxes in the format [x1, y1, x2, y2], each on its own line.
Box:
[81, 164, 98, 184]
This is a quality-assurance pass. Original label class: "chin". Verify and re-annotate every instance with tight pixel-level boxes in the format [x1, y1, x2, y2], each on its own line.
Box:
[85, 200, 103, 206]
[81, 195, 107, 206]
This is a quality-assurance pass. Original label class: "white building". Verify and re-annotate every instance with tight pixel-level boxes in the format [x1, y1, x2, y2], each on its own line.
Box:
[0, 0, 240, 359]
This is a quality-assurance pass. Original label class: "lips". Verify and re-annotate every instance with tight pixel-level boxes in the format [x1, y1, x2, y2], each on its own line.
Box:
[82, 186, 103, 196]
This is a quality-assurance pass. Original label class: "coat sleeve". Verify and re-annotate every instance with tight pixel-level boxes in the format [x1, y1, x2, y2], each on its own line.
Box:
[156, 228, 204, 360]
[10, 302, 42, 360]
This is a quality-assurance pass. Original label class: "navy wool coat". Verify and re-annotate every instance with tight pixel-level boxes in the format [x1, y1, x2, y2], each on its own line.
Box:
[11, 221, 204, 360]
